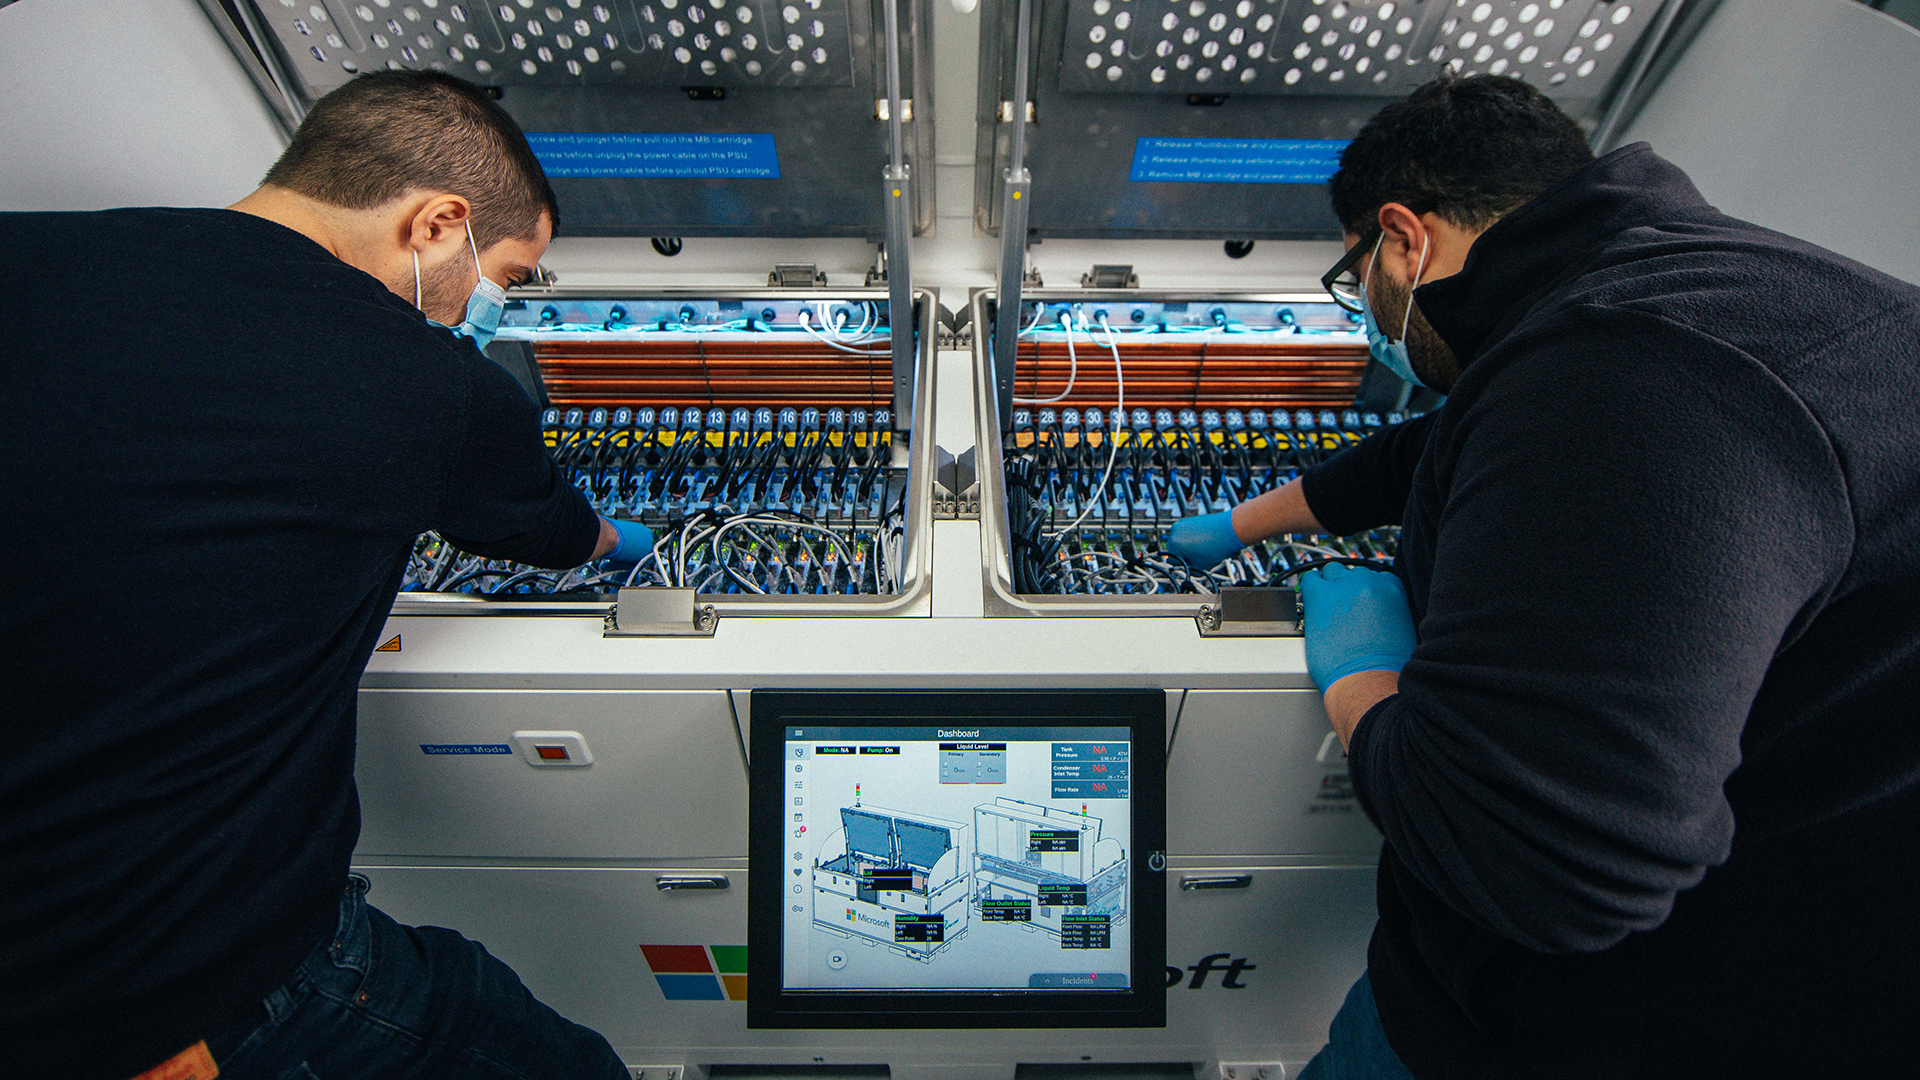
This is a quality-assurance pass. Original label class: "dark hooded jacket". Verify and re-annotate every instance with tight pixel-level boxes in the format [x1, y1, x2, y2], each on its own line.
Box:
[1302, 145, 1920, 1078]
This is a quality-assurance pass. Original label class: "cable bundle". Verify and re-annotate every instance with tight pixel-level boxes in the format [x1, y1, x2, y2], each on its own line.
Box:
[400, 404, 908, 598]
[1000, 312, 1407, 595]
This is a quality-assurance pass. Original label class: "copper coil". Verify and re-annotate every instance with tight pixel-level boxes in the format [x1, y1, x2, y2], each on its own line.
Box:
[532, 338, 891, 409]
[1006, 338, 1369, 410]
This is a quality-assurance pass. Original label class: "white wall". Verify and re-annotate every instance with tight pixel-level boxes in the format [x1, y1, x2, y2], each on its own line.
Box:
[0, 0, 286, 212]
[1622, 0, 1920, 284]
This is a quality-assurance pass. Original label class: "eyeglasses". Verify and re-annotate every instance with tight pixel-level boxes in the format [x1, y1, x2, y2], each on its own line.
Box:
[1320, 227, 1381, 314]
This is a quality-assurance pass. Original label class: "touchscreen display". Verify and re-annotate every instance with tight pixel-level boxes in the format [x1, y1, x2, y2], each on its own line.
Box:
[781, 724, 1132, 993]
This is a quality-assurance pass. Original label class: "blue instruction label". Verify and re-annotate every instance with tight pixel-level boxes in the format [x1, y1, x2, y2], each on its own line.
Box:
[420, 744, 514, 755]
[1129, 138, 1348, 184]
[525, 132, 781, 179]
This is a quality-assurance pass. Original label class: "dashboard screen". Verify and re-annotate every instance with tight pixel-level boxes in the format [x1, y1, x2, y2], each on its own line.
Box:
[781, 724, 1132, 993]
[748, 690, 1165, 1029]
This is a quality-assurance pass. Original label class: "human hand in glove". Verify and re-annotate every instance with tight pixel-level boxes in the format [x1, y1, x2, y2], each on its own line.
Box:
[1166, 511, 1245, 568]
[1299, 562, 1417, 691]
[1300, 562, 1417, 745]
[602, 518, 657, 565]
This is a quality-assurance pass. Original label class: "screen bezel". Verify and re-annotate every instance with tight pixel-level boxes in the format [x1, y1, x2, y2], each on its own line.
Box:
[748, 689, 1167, 1029]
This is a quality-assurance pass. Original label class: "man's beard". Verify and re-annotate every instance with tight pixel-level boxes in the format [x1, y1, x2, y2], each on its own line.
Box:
[388, 252, 474, 326]
[1373, 271, 1461, 393]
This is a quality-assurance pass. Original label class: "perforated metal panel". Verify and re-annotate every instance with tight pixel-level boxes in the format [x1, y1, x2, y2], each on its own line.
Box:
[1058, 0, 1440, 95]
[1054, 0, 1665, 99]
[1422, 0, 1659, 95]
[258, 0, 856, 93]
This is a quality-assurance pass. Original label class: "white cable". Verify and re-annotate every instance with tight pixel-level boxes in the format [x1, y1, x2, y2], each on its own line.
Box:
[845, 302, 876, 341]
[709, 514, 857, 570]
[798, 309, 891, 355]
[625, 532, 673, 587]
[1013, 308, 1079, 405]
[828, 303, 880, 343]
[1046, 314, 1125, 538]
[675, 518, 701, 586]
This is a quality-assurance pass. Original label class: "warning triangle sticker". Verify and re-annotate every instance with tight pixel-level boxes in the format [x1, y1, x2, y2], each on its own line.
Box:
[375, 635, 402, 653]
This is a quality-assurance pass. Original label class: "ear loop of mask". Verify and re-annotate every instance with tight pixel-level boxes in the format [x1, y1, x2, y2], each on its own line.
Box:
[1401, 232, 1431, 343]
[1363, 232, 1385, 320]
[411, 221, 487, 315]
[1363, 230, 1431, 344]
[465, 221, 483, 279]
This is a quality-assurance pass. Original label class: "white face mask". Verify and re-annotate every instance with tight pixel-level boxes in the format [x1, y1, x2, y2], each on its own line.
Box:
[413, 221, 507, 351]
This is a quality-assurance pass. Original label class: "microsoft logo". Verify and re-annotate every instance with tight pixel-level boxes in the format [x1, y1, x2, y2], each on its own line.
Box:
[639, 944, 747, 1001]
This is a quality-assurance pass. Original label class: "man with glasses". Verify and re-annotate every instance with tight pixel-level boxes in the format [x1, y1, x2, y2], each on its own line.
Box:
[1171, 76, 1920, 1078]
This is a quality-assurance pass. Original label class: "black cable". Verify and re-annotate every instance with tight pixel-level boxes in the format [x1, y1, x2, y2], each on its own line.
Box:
[1265, 556, 1393, 584]
[697, 339, 716, 409]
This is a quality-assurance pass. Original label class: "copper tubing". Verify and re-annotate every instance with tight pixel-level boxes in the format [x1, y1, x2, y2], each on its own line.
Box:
[533, 339, 891, 409]
[1007, 339, 1369, 410]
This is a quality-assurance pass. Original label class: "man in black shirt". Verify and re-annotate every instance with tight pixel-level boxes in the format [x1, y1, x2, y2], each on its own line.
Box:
[1178, 77, 1920, 1077]
[0, 72, 648, 1079]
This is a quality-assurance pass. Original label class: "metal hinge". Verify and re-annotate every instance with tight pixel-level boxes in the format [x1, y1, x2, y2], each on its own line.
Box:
[874, 98, 914, 121]
[606, 588, 718, 637]
[770, 263, 828, 288]
[998, 101, 1038, 123]
[1081, 264, 1139, 289]
[865, 245, 890, 286]
[932, 447, 981, 519]
[1196, 587, 1302, 637]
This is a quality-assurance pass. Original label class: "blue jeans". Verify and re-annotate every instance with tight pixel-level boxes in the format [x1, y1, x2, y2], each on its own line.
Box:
[1297, 973, 1421, 1080]
[203, 875, 626, 1079]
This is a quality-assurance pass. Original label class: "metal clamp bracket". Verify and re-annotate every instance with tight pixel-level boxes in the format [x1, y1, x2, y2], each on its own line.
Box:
[1196, 587, 1302, 637]
[932, 447, 981, 519]
[607, 588, 718, 637]
[1081, 264, 1139, 289]
[769, 264, 829, 288]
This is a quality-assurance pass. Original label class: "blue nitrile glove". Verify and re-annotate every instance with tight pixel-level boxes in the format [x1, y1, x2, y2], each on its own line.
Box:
[1299, 562, 1418, 691]
[1166, 510, 1245, 568]
[605, 518, 656, 565]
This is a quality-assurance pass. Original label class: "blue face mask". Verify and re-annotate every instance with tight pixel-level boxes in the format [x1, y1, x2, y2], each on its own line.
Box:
[1360, 231, 1430, 389]
[415, 222, 507, 352]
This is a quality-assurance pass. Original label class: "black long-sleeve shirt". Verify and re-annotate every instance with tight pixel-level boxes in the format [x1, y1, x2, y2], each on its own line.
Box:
[1300, 146, 1920, 1079]
[0, 208, 598, 1078]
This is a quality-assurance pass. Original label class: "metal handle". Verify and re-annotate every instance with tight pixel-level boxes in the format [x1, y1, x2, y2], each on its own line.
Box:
[1179, 874, 1253, 892]
[655, 876, 731, 891]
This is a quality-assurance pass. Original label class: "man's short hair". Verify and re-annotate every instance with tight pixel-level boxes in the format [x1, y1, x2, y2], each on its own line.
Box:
[262, 70, 559, 250]
[1329, 75, 1594, 237]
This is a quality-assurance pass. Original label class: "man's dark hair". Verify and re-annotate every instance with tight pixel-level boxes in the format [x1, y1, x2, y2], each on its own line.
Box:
[263, 70, 559, 250]
[1329, 75, 1594, 236]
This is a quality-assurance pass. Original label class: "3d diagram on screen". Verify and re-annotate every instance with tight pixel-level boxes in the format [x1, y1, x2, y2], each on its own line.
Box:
[784, 724, 1137, 989]
[973, 797, 1127, 942]
[811, 802, 973, 962]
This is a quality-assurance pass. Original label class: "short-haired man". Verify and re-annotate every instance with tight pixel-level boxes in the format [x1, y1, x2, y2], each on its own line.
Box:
[1171, 76, 1920, 1077]
[0, 72, 648, 1079]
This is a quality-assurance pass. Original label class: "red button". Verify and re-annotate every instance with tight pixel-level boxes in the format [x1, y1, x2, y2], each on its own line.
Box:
[536, 745, 569, 761]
